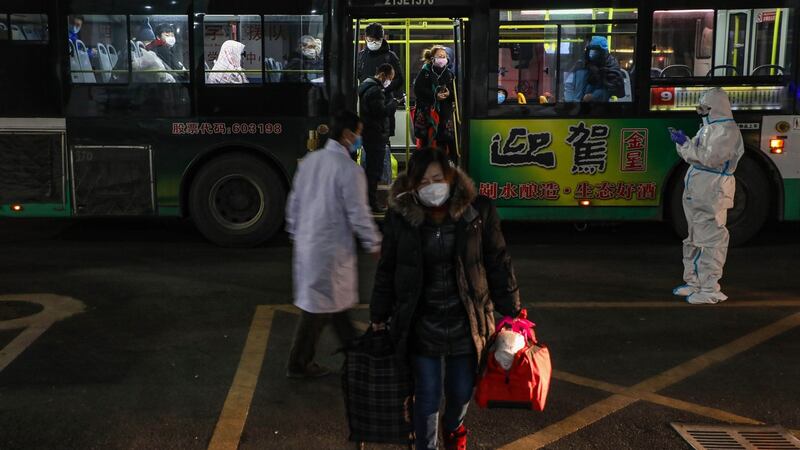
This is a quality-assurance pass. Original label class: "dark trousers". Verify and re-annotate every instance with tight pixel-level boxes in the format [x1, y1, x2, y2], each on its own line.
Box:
[412, 354, 476, 450]
[363, 131, 387, 208]
[287, 309, 357, 371]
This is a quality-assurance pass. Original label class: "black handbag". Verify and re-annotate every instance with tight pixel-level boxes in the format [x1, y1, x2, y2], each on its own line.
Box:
[342, 329, 414, 447]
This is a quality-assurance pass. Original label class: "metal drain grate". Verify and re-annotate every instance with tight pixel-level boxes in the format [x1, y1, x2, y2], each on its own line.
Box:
[671, 423, 800, 450]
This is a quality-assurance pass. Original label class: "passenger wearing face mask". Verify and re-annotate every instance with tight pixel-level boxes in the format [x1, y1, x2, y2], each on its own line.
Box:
[285, 110, 381, 379]
[370, 147, 522, 450]
[67, 15, 95, 58]
[669, 88, 744, 304]
[414, 45, 457, 163]
[285, 35, 324, 83]
[358, 63, 398, 213]
[564, 35, 624, 103]
[357, 23, 404, 136]
[146, 23, 185, 80]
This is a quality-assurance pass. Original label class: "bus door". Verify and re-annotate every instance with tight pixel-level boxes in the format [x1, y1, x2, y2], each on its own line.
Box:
[352, 17, 467, 170]
[715, 8, 790, 76]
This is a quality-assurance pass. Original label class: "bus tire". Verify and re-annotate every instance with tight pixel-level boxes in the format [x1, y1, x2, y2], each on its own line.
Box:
[668, 154, 770, 247]
[189, 153, 286, 247]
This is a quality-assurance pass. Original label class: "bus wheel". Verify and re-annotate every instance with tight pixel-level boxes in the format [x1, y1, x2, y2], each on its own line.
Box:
[189, 153, 286, 247]
[668, 154, 770, 247]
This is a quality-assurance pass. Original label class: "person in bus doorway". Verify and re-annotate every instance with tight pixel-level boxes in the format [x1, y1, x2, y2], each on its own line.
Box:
[669, 88, 744, 304]
[146, 23, 185, 80]
[564, 35, 624, 103]
[358, 63, 398, 213]
[370, 147, 522, 450]
[285, 110, 382, 378]
[414, 46, 457, 164]
[285, 35, 324, 83]
[358, 23, 404, 137]
[207, 40, 249, 84]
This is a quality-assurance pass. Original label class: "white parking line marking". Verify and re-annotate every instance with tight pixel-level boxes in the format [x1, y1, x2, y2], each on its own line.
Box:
[0, 294, 85, 373]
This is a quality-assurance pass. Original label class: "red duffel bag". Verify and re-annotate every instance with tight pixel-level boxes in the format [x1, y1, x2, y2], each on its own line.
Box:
[475, 310, 552, 411]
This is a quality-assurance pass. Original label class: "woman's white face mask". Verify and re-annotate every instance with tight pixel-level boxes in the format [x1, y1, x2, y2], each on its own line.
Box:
[417, 183, 450, 207]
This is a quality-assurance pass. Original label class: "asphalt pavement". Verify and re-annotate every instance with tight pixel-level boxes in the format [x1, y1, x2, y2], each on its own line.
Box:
[0, 218, 798, 450]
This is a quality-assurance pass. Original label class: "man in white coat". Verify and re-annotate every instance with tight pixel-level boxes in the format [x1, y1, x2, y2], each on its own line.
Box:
[669, 88, 744, 304]
[286, 110, 382, 378]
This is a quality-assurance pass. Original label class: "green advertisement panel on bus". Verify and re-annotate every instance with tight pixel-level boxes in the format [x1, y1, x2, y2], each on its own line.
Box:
[469, 118, 699, 212]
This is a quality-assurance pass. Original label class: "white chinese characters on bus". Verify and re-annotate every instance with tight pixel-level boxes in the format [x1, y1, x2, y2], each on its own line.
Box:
[489, 128, 555, 168]
[566, 122, 609, 175]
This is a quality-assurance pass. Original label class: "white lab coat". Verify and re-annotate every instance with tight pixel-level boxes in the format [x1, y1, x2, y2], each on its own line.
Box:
[675, 88, 744, 304]
[286, 139, 382, 313]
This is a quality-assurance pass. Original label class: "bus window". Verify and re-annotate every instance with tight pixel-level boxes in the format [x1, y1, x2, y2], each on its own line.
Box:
[130, 15, 189, 83]
[264, 15, 325, 84]
[652, 8, 793, 78]
[495, 8, 637, 112]
[497, 24, 557, 105]
[0, 15, 9, 40]
[651, 10, 714, 78]
[10, 13, 48, 42]
[203, 15, 262, 85]
[749, 9, 793, 76]
[560, 24, 636, 103]
[68, 15, 129, 84]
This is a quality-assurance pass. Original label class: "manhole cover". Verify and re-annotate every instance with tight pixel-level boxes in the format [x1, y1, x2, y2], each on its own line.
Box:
[671, 423, 800, 450]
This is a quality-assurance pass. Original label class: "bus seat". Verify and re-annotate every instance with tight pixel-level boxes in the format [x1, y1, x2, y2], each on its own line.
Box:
[96, 43, 112, 82]
[130, 40, 140, 62]
[22, 24, 41, 41]
[69, 40, 83, 83]
[660, 65, 692, 78]
[204, 61, 211, 83]
[0, 22, 7, 35]
[11, 24, 26, 40]
[108, 44, 119, 69]
[752, 65, 785, 76]
[619, 69, 632, 102]
[265, 58, 283, 83]
[75, 39, 97, 83]
[137, 41, 147, 57]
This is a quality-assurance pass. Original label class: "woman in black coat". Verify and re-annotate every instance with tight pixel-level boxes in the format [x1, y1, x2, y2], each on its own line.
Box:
[370, 147, 522, 450]
[413, 46, 457, 162]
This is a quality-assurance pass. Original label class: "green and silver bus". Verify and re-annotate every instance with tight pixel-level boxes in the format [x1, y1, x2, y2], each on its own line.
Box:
[1, 0, 797, 246]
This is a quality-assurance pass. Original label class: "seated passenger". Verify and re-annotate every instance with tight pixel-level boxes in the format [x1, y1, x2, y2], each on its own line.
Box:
[208, 40, 249, 84]
[564, 36, 624, 103]
[285, 35, 323, 83]
[146, 23, 186, 80]
[68, 15, 95, 58]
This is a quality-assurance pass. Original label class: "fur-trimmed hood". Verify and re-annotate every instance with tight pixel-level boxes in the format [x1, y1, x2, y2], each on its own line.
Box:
[388, 168, 477, 227]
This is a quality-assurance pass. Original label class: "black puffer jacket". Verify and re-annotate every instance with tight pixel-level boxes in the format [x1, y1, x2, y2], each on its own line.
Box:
[370, 169, 522, 368]
[358, 77, 396, 139]
[411, 219, 474, 356]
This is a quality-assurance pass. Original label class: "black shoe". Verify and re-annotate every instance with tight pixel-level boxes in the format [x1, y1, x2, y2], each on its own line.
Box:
[286, 362, 331, 379]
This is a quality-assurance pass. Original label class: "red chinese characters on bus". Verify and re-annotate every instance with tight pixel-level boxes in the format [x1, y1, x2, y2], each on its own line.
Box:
[479, 182, 561, 200]
[621, 128, 648, 172]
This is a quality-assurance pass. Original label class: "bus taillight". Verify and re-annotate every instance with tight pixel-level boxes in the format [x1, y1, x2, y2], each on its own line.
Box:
[10, 204, 23, 213]
[770, 138, 785, 154]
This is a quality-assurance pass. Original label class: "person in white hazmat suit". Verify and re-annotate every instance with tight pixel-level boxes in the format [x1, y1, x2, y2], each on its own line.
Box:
[669, 88, 744, 304]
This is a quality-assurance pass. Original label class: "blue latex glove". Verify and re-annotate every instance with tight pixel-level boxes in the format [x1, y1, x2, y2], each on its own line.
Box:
[670, 129, 688, 145]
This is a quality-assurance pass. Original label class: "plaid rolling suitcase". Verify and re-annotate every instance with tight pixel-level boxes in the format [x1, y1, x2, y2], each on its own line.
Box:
[342, 329, 414, 449]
